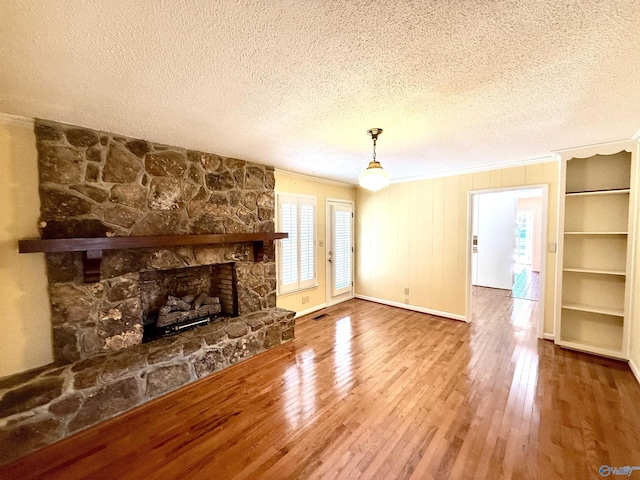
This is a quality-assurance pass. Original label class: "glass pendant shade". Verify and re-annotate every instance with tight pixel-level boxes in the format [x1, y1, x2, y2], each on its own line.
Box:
[358, 160, 391, 192]
[359, 127, 390, 192]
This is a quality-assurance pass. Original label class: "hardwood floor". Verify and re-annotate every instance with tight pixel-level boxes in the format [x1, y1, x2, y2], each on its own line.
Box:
[2, 290, 640, 479]
[510, 265, 540, 301]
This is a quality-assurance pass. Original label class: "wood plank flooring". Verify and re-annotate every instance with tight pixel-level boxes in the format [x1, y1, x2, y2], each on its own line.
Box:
[510, 265, 540, 301]
[2, 289, 640, 479]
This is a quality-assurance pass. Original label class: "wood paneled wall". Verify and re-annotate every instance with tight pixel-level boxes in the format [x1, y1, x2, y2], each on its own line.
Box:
[355, 162, 559, 334]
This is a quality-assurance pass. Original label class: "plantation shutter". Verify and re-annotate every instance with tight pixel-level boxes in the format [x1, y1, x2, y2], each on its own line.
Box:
[299, 199, 316, 289]
[277, 194, 316, 294]
[332, 205, 352, 296]
[279, 198, 298, 292]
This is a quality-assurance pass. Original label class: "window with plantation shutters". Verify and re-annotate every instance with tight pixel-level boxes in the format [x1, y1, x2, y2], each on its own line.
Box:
[277, 194, 317, 294]
[280, 201, 298, 286]
[299, 202, 315, 283]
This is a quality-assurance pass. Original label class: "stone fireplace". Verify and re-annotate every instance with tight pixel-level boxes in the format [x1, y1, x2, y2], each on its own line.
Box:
[0, 119, 295, 465]
[33, 118, 285, 364]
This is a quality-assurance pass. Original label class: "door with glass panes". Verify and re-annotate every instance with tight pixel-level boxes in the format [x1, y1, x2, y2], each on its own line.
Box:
[326, 200, 354, 305]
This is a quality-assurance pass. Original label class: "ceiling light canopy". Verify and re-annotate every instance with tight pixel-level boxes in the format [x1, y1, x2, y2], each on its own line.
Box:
[358, 128, 391, 192]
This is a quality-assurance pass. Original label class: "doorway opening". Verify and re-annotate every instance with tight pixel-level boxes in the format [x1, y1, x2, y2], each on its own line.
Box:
[467, 185, 548, 337]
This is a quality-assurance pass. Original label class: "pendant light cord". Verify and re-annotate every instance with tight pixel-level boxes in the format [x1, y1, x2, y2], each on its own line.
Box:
[372, 136, 377, 162]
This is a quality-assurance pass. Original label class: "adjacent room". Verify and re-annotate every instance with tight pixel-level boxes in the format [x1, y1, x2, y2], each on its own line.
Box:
[1, 1, 640, 479]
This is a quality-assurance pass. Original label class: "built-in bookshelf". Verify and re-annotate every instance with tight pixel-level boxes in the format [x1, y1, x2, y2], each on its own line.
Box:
[555, 144, 637, 359]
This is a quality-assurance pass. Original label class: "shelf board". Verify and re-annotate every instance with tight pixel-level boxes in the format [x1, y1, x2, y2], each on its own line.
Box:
[561, 303, 624, 317]
[563, 267, 626, 276]
[556, 338, 625, 360]
[564, 231, 627, 235]
[566, 188, 630, 197]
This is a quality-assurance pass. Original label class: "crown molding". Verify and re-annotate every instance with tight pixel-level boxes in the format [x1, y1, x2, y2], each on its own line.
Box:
[0, 111, 34, 127]
[274, 168, 356, 188]
[553, 139, 639, 160]
[389, 154, 560, 184]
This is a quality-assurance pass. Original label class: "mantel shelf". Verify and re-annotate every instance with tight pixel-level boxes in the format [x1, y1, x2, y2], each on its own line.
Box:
[19, 232, 288, 283]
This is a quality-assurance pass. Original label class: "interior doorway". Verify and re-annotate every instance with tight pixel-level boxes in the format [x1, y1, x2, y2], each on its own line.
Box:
[467, 185, 548, 337]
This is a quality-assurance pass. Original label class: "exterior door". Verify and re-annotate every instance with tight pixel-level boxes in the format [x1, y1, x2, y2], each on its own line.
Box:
[327, 200, 354, 305]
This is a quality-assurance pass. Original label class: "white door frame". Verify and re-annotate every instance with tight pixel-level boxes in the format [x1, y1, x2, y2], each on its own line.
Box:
[466, 184, 549, 339]
[326, 198, 355, 307]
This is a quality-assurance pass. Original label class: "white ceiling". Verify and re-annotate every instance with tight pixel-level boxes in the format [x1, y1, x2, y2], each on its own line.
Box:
[2, 1, 640, 184]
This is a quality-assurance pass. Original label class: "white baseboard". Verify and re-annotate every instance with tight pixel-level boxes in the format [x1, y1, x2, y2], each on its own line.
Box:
[630, 358, 640, 386]
[355, 294, 466, 322]
[326, 296, 354, 308]
[293, 303, 327, 319]
[542, 333, 555, 341]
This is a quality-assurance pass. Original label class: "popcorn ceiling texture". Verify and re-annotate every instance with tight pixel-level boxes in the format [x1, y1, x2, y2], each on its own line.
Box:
[2, 1, 640, 182]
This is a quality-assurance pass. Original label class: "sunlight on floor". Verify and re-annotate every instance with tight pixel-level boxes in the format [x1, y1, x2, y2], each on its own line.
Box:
[283, 349, 317, 430]
[334, 316, 353, 394]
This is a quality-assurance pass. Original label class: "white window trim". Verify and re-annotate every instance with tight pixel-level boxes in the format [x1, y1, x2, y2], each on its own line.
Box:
[276, 192, 317, 295]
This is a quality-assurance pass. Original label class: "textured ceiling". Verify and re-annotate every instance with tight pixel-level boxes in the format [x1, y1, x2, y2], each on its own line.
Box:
[2, 1, 640, 184]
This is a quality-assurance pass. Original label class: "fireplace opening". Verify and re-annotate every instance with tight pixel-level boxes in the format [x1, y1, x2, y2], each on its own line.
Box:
[140, 263, 238, 342]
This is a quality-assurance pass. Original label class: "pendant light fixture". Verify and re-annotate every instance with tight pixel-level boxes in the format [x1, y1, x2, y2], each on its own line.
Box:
[358, 128, 391, 192]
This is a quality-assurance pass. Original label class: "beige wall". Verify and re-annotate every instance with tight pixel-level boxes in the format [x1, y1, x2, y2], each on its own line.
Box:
[356, 162, 559, 335]
[0, 114, 52, 377]
[274, 170, 356, 315]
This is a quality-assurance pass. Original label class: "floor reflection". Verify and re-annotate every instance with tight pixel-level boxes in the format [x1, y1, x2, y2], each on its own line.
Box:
[333, 316, 353, 394]
[468, 286, 541, 469]
[282, 348, 317, 430]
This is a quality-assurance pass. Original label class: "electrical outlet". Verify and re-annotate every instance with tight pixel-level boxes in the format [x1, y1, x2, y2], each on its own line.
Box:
[404, 298, 409, 304]
[302, 296, 309, 304]
[404, 287, 410, 295]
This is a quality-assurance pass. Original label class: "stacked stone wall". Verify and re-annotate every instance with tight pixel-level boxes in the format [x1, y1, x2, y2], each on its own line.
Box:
[34, 119, 279, 362]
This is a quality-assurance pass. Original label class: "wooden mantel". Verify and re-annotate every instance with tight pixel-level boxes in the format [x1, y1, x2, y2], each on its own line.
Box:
[19, 232, 288, 283]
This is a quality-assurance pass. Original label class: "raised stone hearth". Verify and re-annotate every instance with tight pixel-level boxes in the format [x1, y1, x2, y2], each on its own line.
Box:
[0, 119, 295, 466]
[0, 307, 294, 465]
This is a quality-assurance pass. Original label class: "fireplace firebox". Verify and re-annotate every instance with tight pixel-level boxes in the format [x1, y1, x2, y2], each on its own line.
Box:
[140, 263, 238, 341]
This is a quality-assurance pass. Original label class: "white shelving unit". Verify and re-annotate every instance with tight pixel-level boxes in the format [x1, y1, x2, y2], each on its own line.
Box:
[555, 142, 639, 360]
